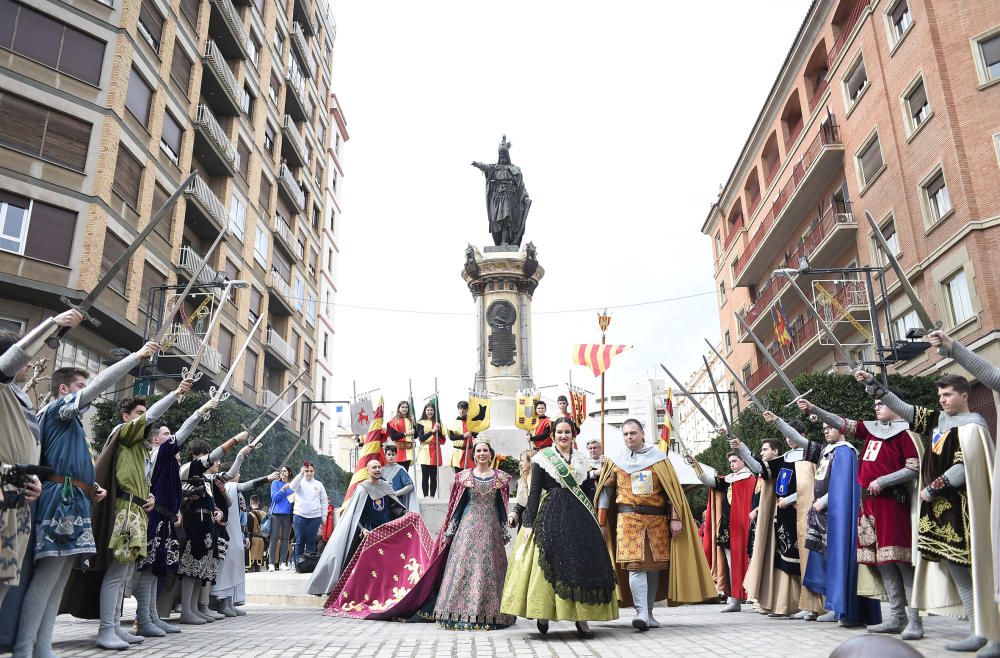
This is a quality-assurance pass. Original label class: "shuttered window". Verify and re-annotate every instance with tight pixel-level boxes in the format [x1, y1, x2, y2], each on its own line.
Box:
[160, 110, 183, 163]
[237, 139, 250, 180]
[218, 327, 234, 369]
[138, 0, 164, 52]
[170, 41, 192, 97]
[140, 261, 166, 314]
[248, 286, 263, 323]
[151, 182, 173, 242]
[259, 174, 272, 209]
[24, 200, 76, 265]
[126, 68, 153, 127]
[112, 145, 143, 208]
[101, 231, 129, 295]
[272, 247, 291, 283]
[0, 0, 105, 85]
[0, 91, 91, 171]
[243, 348, 258, 390]
[179, 0, 199, 28]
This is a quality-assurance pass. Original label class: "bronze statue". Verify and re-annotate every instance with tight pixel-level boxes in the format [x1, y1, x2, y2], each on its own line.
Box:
[472, 135, 531, 247]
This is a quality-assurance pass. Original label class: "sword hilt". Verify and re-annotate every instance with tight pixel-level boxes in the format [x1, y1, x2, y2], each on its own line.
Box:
[45, 297, 100, 348]
[786, 389, 814, 408]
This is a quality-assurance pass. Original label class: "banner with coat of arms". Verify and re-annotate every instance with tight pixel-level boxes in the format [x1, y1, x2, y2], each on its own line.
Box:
[350, 399, 375, 435]
[467, 391, 492, 433]
[569, 386, 587, 428]
[515, 390, 540, 431]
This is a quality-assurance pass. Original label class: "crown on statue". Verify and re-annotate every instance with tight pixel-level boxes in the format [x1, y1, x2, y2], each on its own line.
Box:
[498, 134, 511, 155]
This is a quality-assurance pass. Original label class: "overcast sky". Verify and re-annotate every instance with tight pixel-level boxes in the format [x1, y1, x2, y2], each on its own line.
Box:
[326, 1, 810, 419]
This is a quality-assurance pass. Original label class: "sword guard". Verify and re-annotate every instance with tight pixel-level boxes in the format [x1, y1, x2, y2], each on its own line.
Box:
[786, 389, 814, 407]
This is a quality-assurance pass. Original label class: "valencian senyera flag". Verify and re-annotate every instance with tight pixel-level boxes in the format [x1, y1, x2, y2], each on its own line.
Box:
[658, 388, 674, 453]
[772, 303, 794, 349]
[570, 387, 587, 428]
[515, 391, 540, 431]
[573, 344, 631, 378]
[343, 396, 386, 504]
[467, 393, 491, 433]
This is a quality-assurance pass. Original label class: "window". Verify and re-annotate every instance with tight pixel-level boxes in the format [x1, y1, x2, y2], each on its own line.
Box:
[293, 277, 305, 310]
[126, 68, 153, 127]
[974, 31, 1000, 84]
[264, 122, 275, 154]
[259, 175, 272, 209]
[237, 139, 250, 181]
[138, 0, 164, 52]
[872, 216, 901, 267]
[229, 192, 247, 239]
[253, 223, 268, 267]
[112, 145, 143, 208]
[248, 34, 260, 68]
[0, 191, 29, 254]
[887, 0, 912, 43]
[0, 191, 76, 264]
[303, 343, 312, 373]
[273, 29, 284, 57]
[140, 261, 166, 315]
[272, 248, 291, 284]
[718, 280, 726, 305]
[0, 91, 91, 171]
[248, 287, 262, 324]
[944, 270, 974, 325]
[326, 248, 333, 270]
[253, 0, 264, 17]
[904, 78, 930, 132]
[0, 316, 25, 333]
[857, 134, 884, 187]
[218, 327, 234, 370]
[844, 56, 868, 107]
[243, 348, 258, 390]
[306, 293, 316, 325]
[322, 331, 328, 358]
[724, 330, 732, 353]
[922, 170, 952, 222]
[179, 0, 198, 28]
[1, 1, 105, 85]
[894, 309, 919, 340]
[268, 71, 281, 105]
[240, 85, 254, 118]
[151, 182, 173, 242]
[714, 231, 722, 256]
[160, 110, 182, 163]
[170, 42, 192, 97]
[101, 231, 129, 295]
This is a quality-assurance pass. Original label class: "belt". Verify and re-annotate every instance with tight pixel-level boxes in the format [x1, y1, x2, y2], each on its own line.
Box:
[153, 503, 176, 517]
[46, 474, 95, 500]
[618, 504, 668, 516]
[117, 491, 147, 507]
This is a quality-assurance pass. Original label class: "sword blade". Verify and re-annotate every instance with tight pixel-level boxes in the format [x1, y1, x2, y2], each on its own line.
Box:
[865, 211, 938, 331]
[185, 284, 233, 375]
[251, 390, 308, 447]
[778, 271, 858, 369]
[248, 371, 306, 431]
[154, 226, 229, 344]
[703, 355, 732, 430]
[734, 311, 801, 398]
[214, 314, 264, 397]
[659, 363, 719, 428]
[703, 339, 767, 412]
[277, 409, 322, 471]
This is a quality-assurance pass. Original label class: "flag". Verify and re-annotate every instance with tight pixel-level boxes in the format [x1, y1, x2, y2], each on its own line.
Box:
[515, 392, 540, 430]
[569, 387, 587, 427]
[773, 303, 793, 349]
[573, 344, 630, 378]
[343, 396, 386, 503]
[350, 399, 375, 435]
[467, 393, 491, 433]
[658, 388, 674, 453]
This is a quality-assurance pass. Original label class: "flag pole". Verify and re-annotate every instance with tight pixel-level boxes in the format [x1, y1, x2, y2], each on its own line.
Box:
[597, 310, 612, 452]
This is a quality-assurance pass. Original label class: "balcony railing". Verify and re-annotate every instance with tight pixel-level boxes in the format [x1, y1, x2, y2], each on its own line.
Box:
[196, 104, 240, 170]
[723, 214, 745, 251]
[279, 162, 306, 210]
[290, 23, 313, 77]
[746, 316, 819, 391]
[827, 0, 871, 69]
[164, 323, 221, 373]
[809, 78, 830, 110]
[209, 0, 248, 58]
[259, 388, 289, 416]
[265, 327, 296, 364]
[203, 40, 241, 107]
[268, 269, 293, 301]
[735, 120, 842, 278]
[184, 173, 229, 230]
[273, 214, 295, 251]
[282, 114, 309, 165]
[179, 244, 218, 284]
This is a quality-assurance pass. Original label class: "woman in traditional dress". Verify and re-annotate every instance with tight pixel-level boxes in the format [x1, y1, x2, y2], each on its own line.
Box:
[508, 449, 535, 529]
[433, 440, 515, 630]
[502, 418, 618, 638]
[416, 403, 446, 497]
[386, 401, 416, 470]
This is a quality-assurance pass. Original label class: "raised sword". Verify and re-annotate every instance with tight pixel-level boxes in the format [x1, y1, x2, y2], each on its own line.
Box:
[775, 269, 860, 370]
[197, 313, 265, 416]
[733, 311, 813, 406]
[153, 226, 229, 345]
[703, 339, 768, 413]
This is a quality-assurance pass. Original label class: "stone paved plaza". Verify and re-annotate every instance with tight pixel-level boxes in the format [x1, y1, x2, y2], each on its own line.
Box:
[36, 601, 972, 657]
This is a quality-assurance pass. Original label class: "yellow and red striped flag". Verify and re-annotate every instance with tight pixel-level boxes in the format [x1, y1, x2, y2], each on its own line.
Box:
[573, 344, 630, 378]
[343, 396, 386, 504]
[658, 388, 674, 453]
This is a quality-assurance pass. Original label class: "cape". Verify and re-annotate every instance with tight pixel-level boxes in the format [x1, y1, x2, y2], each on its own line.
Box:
[913, 423, 1000, 641]
[594, 457, 715, 607]
[703, 470, 756, 599]
[381, 464, 421, 515]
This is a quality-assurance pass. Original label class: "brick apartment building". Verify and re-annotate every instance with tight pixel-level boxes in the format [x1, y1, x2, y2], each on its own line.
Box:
[0, 0, 342, 434]
[702, 0, 1000, 428]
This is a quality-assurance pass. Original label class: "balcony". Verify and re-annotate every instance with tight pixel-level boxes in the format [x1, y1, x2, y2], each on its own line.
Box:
[828, 1, 871, 70]
[178, 245, 219, 285]
[281, 115, 309, 168]
[292, 0, 316, 36]
[259, 388, 289, 417]
[193, 104, 239, 176]
[734, 120, 844, 287]
[267, 269, 294, 315]
[723, 214, 745, 252]
[809, 79, 830, 111]
[208, 0, 249, 60]
[278, 162, 306, 211]
[201, 40, 242, 116]
[264, 326, 296, 368]
[284, 60, 311, 122]
[163, 323, 221, 374]
[183, 173, 229, 238]
[290, 23, 313, 78]
[740, 202, 857, 335]
[272, 214, 297, 257]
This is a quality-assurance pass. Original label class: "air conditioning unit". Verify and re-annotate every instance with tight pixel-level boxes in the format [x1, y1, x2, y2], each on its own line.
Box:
[834, 212, 853, 224]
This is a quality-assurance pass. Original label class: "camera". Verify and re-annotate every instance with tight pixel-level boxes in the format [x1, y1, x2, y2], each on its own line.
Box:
[0, 463, 54, 489]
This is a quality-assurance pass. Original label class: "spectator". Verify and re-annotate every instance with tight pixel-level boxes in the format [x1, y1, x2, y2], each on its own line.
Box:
[284, 462, 328, 568]
[581, 439, 606, 499]
[246, 495, 268, 573]
[268, 466, 294, 572]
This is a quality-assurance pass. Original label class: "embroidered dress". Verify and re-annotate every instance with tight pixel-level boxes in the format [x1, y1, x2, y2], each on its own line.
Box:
[177, 462, 220, 583]
[918, 425, 970, 565]
[138, 439, 182, 577]
[0, 383, 39, 586]
[434, 472, 514, 630]
[35, 394, 97, 559]
[107, 418, 151, 563]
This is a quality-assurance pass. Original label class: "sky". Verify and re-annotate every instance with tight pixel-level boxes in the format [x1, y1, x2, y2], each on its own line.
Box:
[325, 1, 811, 419]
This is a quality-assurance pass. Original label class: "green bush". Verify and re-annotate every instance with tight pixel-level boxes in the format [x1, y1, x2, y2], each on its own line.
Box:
[91, 391, 351, 505]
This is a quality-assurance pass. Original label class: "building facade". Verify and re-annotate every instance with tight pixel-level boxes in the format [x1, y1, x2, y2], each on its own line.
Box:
[585, 379, 667, 438]
[703, 0, 1000, 430]
[0, 0, 340, 434]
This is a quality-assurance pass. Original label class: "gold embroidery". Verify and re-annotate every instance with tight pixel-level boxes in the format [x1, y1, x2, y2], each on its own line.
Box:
[370, 570, 377, 578]
[404, 558, 423, 584]
[392, 575, 399, 582]
[377, 548, 384, 555]
[932, 497, 952, 516]
[406, 532, 413, 538]
[857, 515, 877, 547]
[400, 553, 406, 559]
[340, 601, 365, 612]
[363, 594, 370, 601]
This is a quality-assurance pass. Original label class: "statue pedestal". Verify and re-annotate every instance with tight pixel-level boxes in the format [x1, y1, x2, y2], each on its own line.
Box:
[462, 244, 544, 458]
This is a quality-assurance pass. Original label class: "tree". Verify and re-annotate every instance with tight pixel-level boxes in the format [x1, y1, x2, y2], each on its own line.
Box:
[91, 392, 351, 505]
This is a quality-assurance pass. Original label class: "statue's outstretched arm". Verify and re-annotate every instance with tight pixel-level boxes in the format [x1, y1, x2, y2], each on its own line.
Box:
[471, 161, 489, 174]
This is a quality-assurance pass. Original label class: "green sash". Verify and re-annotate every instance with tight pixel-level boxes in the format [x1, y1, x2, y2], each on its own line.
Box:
[539, 447, 596, 518]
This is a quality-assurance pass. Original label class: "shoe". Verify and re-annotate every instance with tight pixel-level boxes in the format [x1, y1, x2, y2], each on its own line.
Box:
[114, 626, 144, 644]
[536, 619, 549, 636]
[976, 641, 1000, 657]
[721, 597, 741, 613]
[767, 613, 790, 619]
[945, 635, 987, 652]
[198, 604, 223, 621]
[632, 616, 649, 632]
[267, 564, 275, 572]
[152, 617, 180, 634]
[900, 608, 923, 641]
[132, 620, 166, 638]
[575, 621, 594, 639]
[816, 611, 838, 623]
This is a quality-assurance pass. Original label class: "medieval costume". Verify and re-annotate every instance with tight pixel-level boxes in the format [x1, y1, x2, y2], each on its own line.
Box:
[695, 457, 757, 612]
[448, 415, 477, 472]
[247, 507, 267, 571]
[308, 479, 407, 596]
[501, 447, 617, 631]
[416, 417, 445, 497]
[738, 438, 824, 618]
[530, 414, 552, 450]
[386, 414, 415, 469]
[874, 381, 1000, 654]
[598, 445, 716, 630]
[381, 462, 421, 514]
[433, 468, 514, 629]
[810, 400, 922, 637]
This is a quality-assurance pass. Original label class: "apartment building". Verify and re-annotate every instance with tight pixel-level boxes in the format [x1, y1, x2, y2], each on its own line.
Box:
[0, 0, 339, 432]
[702, 0, 1000, 429]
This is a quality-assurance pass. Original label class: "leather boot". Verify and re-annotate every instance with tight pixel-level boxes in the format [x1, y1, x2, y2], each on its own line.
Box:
[867, 566, 905, 633]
